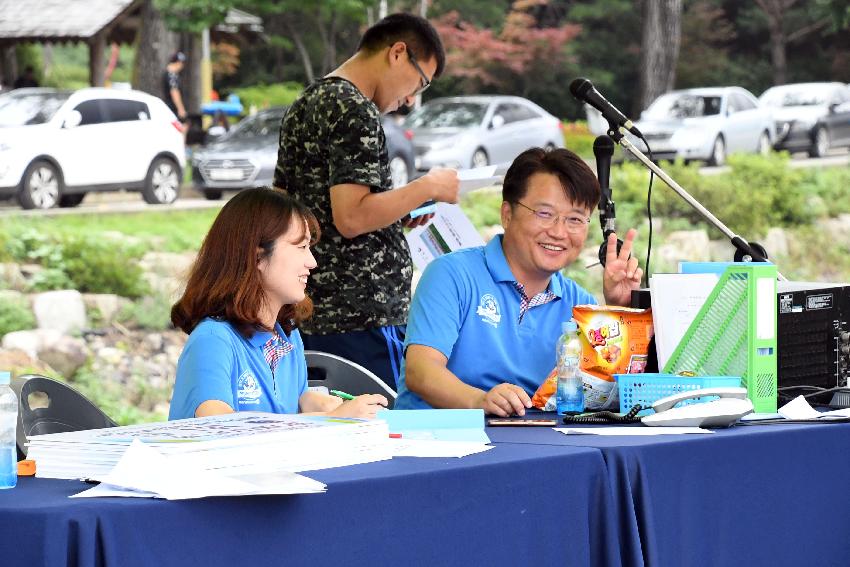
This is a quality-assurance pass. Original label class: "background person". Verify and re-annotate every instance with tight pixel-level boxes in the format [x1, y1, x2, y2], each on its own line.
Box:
[395, 147, 642, 416]
[169, 188, 387, 421]
[13, 65, 38, 89]
[162, 51, 188, 125]
[274, 13, 460, 392]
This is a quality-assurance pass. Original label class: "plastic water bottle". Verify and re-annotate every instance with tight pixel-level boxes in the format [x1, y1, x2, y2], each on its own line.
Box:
[0, 371, 17, 488]
[556, 321, 585, 415]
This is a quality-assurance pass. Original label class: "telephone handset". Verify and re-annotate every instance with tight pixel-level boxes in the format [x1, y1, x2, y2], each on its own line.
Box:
[641, 387, 753, 428]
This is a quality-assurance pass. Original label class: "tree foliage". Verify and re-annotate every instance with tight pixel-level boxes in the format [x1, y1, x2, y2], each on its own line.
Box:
[432, 1, 580, 116]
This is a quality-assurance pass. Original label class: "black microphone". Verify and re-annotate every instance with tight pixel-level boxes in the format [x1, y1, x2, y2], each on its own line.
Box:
[570, 78, 642, 138]
[593, 135, 623, 266]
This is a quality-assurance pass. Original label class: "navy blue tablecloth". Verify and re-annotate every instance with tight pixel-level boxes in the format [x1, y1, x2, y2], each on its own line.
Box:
[0, 443, 617, 567]
[488, 420, 850, 567]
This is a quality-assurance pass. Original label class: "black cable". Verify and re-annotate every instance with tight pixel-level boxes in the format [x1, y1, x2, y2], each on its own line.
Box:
[777, 385, 850, 399]
[638, 134, 653, 288]
[561, 404, 645, 424]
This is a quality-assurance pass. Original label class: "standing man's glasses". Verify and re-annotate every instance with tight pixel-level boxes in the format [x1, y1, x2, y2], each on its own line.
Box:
[406, 49, 431, 95]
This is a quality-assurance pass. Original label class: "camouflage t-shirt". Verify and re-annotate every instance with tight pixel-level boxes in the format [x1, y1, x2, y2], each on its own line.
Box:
[274, 77, 412, 334]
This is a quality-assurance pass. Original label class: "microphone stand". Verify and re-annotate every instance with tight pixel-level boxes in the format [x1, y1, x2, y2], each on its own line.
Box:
[605, 125, 786, 280]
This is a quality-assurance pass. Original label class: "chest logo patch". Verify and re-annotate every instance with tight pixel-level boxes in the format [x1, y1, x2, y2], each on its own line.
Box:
[476, 293, 501, 328]
[237, 370, 262, 405]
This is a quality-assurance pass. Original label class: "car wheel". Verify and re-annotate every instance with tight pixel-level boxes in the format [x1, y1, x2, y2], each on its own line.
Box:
[19, 160, 61, 210]
[757, 132, 771, 156]
[203, 189, 223, 201]
[59, 193, 86, 208]
[471, 148, 489, 168]
[809, 126, 830, 158]
[142, 157, 181, 205]
[388, 155, 410, 189]
[707, 136, 726, 167]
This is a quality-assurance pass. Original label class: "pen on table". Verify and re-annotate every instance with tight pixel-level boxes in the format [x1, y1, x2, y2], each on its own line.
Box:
[329, 389, 356, 401]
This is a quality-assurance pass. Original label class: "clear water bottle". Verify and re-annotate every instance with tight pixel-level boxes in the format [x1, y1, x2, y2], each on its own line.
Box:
[0, 371, 17, 489]
[556, 321, 585, 415]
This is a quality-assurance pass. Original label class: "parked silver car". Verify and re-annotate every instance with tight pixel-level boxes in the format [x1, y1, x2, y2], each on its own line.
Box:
[628, 87, 775, 166]
[759, 82, 850, 157]
[404, 95, 565, 172]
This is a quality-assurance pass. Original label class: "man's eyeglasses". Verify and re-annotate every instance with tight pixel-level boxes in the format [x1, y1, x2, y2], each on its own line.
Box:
[407, 49, 431, 95]
[513, 201, 590, 233]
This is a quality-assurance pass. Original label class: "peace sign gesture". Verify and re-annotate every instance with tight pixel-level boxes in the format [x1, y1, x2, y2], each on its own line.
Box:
[602, 228, 643, 307]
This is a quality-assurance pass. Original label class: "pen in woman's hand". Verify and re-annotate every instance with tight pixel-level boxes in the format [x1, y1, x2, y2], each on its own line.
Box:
[329, 390, 356, 401]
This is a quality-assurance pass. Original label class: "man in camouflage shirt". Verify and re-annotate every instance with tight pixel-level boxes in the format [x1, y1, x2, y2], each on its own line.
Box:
[274, 13, 460, 390]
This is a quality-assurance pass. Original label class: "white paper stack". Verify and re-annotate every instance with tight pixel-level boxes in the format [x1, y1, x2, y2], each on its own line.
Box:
[26, 412, 391, 480]
[649, 273, 719, 369]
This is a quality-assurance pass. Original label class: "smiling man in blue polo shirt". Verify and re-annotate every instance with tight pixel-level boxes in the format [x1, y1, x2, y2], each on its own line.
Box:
[395, 147, 642, 416]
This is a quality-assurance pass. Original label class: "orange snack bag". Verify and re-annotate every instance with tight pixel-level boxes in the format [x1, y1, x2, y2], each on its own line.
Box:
[574, 305, 654, 409]
[532, 305, 654, 411]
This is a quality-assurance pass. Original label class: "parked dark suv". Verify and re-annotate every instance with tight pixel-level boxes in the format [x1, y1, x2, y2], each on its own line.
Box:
[759, 82, 850, 157]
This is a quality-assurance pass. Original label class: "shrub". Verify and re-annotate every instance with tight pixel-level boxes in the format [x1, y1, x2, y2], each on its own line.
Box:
[562, 121, 596, 159]
[232, 82, 304, 112]
[460, 190, 503, 229]
[3, 229, 148, 297]
[610, 153, 812, 239]
[116, 293, 173, 331]
[0, 296, 35, 337]
[60, 236, 148, 298]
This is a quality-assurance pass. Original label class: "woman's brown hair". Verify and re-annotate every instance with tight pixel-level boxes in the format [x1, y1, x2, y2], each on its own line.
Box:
[171, 187, 319, 337]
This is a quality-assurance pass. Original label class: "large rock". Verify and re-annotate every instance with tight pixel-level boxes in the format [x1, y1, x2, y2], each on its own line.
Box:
[82, 293, 131, 326]
[0, 289, 28, 306]
[0, 263, 27, 292]
[0, 348, 56, 377]
[140, 251, 196, 279]
[39, 335, 89, 378]
[763, 228, 789, 260]
[655, 230, 711, 268]
[1, 328, 63, 359]
[32, 290, 87, 333]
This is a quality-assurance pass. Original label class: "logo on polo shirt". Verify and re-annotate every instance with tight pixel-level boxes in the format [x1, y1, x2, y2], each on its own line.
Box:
[237, 370, 262, 405]
[476, 293, 501, 328]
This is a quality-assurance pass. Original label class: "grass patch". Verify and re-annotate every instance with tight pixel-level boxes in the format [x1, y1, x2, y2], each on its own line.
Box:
[1, 209, 219, 254]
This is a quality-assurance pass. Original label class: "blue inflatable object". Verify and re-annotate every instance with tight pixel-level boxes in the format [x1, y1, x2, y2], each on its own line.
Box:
[201, 94, 243, 116]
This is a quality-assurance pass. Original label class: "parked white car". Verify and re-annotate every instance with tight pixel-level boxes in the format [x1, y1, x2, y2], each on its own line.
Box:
[628, 87, 775, 166]
[404, 95, 565, 172]
[0, 87, 185, 209]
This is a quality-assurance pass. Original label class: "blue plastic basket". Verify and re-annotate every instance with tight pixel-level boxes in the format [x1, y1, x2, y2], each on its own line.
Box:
[615, 373, 742, 416]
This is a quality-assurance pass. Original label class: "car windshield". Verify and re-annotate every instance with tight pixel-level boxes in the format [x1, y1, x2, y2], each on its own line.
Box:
[226, 111, 286, 139]
[0, 92, 71, 127]
[405, 101, 488, 128]
[643, 93, 722, 119]
[760, 86, 830, 107]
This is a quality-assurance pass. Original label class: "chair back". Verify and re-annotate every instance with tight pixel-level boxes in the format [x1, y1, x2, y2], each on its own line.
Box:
[10, 374, 117, 459]
[305, 351, 397, 409]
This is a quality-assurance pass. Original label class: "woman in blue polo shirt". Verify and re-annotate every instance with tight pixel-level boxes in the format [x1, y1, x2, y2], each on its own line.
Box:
[169, 188, 387, 420]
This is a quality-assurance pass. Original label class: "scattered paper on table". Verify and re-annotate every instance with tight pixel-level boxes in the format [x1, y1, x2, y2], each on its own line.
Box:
[778, 395, 850, 420]
[388, 438, 493, 458]
[71, 439, 326, 500]
[555, 426, 713, 436]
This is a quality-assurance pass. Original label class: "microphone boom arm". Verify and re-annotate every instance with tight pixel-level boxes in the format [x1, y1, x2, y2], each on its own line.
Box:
[611, 129, 786, 280]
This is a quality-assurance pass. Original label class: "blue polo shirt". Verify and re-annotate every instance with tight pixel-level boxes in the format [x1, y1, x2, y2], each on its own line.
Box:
[169, 318, 308, 420]
[395, 235, 596, 410]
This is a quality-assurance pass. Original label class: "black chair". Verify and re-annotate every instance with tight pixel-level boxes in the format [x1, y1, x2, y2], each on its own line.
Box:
[10, 374, 117, 459]
[305, 351, 397, 409]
